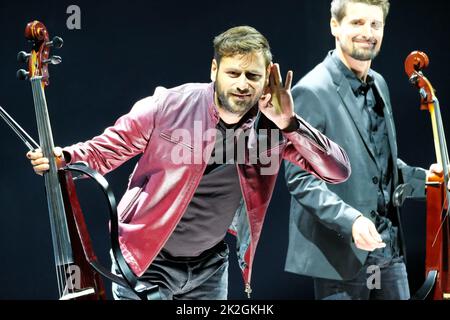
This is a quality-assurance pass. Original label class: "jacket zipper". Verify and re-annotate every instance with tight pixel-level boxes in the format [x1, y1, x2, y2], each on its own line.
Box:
[245, 283, 252, 298]
[236, 162, 253, 299]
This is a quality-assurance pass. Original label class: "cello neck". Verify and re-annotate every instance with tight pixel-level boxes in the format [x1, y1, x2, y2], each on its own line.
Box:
[30, 77, 73, 266]
[30, 76, 76, 300]
[428, 97, 450, 188]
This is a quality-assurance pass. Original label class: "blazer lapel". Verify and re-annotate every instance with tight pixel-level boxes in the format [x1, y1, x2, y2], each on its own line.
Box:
[324, 54, 378, 164]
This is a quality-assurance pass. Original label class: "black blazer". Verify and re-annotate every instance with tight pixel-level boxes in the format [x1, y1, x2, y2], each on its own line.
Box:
[284, 52, 426, 280]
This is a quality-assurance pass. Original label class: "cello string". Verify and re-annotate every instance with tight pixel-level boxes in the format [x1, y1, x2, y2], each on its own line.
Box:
[438, 102, 450, 218]
[430, 97, 450, 247]
[40, 85, 75, 296]
[39, 81, 73, 296]
[434, 98, 450, 217]
[39, 81, 76, 296]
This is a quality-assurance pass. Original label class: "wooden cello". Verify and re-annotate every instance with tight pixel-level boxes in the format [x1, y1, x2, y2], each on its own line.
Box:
[16, 20, 157, 300]
[17, 20, 107, 300]
[405, 51, 450, 300]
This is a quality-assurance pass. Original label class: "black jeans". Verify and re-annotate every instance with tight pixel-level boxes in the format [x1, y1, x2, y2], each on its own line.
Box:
[111, 241, 229, 300]
[314, 220, 410, 300]
[314, 257, 410, 300]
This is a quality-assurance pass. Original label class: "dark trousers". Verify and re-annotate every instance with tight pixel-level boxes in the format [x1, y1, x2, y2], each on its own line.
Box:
[111, 241, 229, 300]
[314, 254, 410, 300]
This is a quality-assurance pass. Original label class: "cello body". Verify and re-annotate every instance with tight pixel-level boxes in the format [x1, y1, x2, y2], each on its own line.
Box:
[18, 20, 105, 300]
[58, 168, 106, 299]
[425, 173, 449, 299]
[405, 51, 450, 300]
[17, 20, 153, 300]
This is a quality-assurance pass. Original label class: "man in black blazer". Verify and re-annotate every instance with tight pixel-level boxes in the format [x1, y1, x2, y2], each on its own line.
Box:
[284, 0, 446, 300]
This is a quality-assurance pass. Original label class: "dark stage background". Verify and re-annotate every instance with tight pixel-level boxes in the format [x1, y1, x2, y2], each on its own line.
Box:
[0, 0, 449, 300]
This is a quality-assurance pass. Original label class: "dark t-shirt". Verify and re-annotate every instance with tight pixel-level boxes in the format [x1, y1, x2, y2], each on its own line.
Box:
[162, 118, 245, 257]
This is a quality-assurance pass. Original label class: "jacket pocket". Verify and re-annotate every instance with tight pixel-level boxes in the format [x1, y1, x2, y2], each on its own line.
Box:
[120, 177, 149, 223]
[159, 131, 194, 151]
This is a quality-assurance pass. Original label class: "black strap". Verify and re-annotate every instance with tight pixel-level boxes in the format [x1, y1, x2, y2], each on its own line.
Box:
[411, 270, 437, 300]
[63, 163, 159, 300]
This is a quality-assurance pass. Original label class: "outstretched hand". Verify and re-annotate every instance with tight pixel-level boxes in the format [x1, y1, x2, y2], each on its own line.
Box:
[258, 63, 295, 130]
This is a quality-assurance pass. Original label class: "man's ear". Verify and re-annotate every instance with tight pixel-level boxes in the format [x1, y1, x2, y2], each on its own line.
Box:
[210, 59, 218, 82]
[330, 17, 339, 38]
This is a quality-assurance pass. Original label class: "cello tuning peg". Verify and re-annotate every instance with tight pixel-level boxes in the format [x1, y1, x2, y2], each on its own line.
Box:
[419, 88, 428, 100]
[52, 37, 64, 49]
[16, 69, 29, 81]
[409, 74, 419, 85]
[46, 36, 64, 49]
[17, 51, 30, 63]
[43, 56, 62, 65]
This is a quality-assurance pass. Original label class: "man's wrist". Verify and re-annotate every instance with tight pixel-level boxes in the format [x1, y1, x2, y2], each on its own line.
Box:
[280, 117, 299, 133]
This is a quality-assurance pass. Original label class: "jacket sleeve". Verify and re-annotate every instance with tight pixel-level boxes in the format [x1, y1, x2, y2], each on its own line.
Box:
[397, 158, 427, 199]
[282, 114, 351, 184]
[284, 85, 361, 242]
[62, 95, 159, 175]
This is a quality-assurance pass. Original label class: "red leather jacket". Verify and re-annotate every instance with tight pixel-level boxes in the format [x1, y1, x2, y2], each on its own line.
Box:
[63, 82, 350, 295]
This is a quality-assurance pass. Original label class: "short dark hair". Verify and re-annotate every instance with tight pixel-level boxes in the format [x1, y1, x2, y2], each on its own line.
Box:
[213, 26, 272, 67]
[331, 0, 390, 22]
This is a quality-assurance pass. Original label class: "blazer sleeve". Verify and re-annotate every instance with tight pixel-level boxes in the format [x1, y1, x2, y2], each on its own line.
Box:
[284, 84, 361, 242]
[397, 158, 427, 199]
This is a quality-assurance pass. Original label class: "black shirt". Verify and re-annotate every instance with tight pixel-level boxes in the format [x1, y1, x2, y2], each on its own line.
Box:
[332, 52, 401, 262]
[332, 52, 393, 215]
[162, 116, 247, 257]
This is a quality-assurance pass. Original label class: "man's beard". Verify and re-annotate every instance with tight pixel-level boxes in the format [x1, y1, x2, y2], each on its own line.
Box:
[341, 38, 380, 61]
[215, 81, 260, 116]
